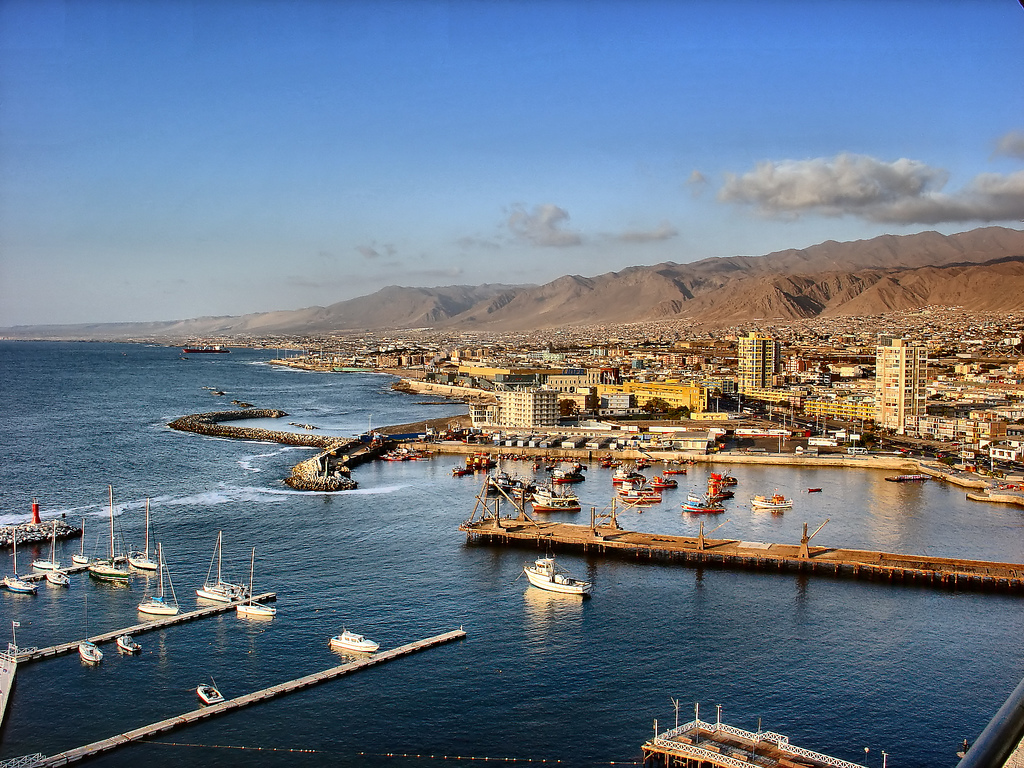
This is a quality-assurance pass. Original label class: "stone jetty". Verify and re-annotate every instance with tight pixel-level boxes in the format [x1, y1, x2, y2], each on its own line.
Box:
[0, 519, 82, 550]
[168, 409, 362, 491]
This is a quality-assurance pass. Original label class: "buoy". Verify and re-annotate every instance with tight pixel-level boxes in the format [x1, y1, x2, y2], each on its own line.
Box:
[31, 498, 41, 525]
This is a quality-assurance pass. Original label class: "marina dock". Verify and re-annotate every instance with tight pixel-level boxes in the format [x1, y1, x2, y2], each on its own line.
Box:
[642, 717, 867, 768]
[461, 517, 1024, 593]
[13, 592, 277, 664]
[29, 629, 466, 767]
[0, 646, 15, 731]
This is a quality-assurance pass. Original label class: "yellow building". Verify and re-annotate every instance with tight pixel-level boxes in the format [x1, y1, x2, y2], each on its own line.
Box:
[803, 398, 876, 421]
[600, 381, 709, 413]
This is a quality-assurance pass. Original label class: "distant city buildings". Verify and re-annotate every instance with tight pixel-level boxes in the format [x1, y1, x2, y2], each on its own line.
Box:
[875, 337, 927, 434]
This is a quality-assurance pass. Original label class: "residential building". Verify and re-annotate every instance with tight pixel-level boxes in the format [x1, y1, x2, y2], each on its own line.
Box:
[875, 337, 927, 434]
[738, 332, 782, 392]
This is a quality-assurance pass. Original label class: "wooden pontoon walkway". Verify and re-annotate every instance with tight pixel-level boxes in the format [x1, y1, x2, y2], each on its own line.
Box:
[462, 518, 1024, 593]
[13, 593, 277, 664]
[33, 629, 466, 767]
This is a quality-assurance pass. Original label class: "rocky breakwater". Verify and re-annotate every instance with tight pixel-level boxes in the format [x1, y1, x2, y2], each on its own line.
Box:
[1, 518, 82, 550]
[168, 409, 358, 491]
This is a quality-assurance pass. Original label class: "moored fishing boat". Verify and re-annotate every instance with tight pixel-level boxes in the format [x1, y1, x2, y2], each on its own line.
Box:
[751, 492, 793, 511]
[681, 494, 725, 514]
[649, 475, 678, 489]
[885, 474, 930, 483]
[330, 629, 380, 653]
[530, 485, 582, 512]
[550, 463, 586, 484]
[523, 556, 592, 595]
[611, 466, 645, 485]
[78, 641, 103, 664]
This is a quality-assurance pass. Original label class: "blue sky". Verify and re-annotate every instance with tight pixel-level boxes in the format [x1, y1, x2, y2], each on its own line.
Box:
[1, 0, 1022, 325]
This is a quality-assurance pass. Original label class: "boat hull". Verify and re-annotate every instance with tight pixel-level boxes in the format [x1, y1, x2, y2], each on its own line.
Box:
[523, 564, 591, 595]
[46, 571, 70, 587]
[237, 602, 277, 618]
[116, 635, 141, 654]
[138, 599, 180, 616]
[88, 562, 131, 582]
[79, 642, 103, 663]
[330, 634, 380, 653]
[196, 583, 245, 602]
[197, 685, 225, 704]
[3, 576, 37, 594]
[128, 555, 158, 571]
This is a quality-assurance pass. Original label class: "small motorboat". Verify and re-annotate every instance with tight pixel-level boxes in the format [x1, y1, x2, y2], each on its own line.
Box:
[330, 629, 380, 654]
[116, 634, 141, 654]
[649, 475, 678, 489]
[197, 682, 225, 705]
[452, 466, 473, 477]
[807, 488, 823, 493]
[523, 556, 592, 596]
[78, 641, 103, 664]
[46, 570, 71, 587]
[662, 468, 687, 476]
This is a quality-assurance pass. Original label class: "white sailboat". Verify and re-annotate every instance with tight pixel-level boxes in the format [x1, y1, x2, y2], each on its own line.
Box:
[71, 516, 89, 565]
[236, 547, 276, 618]
[195, 531, 246, 603]
[88, 486, 130, 583]
[78, 594, 102, 663]
[2, 529, 37, 594]
[137, 543, 179, 616]
[128, 498, 158, 571]
[32, 520, 61, 571]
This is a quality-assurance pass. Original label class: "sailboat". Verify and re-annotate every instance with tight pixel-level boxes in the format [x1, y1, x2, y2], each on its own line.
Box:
[78, 594, 102, 663]
[71, 516, 89, 565]
[2, 529, 37, 594]
[32, 520, 61, 571]
[128, 498, 158, 571]
[236, 547, 276, 618]
[195, 531, 246, 603]
[137, 543, 179, 616]
[44, 521, 70, 587]
[88, 486, 131, 583]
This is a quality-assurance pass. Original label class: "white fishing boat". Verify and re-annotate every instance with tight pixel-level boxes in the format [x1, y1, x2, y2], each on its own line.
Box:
[3, 529, 38, 595]
[750, 492, 793, 511]
[195, 531, 246, 603]
[116, 634, 141, 654]
[88, 486, 131, 583]
[137, 543, 179, 616]
[32, 520, 61, 571]
[523, 556, 592, 596]
[329, 629, 379, 653]
[128, 498, 158, 571]
[197, 682, 225, 705]
[78, 641, 102, 664]
[530, 485, 582, 512]
[71, 516, 89, 565]
[237, 547, 276, 618]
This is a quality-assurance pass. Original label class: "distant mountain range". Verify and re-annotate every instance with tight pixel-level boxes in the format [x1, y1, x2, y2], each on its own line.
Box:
[5, 226, 1024, 339]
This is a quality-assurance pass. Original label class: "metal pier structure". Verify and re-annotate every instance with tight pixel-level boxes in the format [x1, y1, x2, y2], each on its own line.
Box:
[642, 717, 868, 768]
[12, 592, 277, 664]
[0, 645, 16, 731]
[460, 514, 1024, 594]
[28, 629, 466, 767]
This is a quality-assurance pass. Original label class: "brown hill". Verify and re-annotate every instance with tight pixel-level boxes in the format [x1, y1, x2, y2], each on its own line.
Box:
[3, 226, 1023, 338]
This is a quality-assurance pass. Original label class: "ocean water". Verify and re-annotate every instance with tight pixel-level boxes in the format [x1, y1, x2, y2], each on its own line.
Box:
[1, 341, 1023, 767]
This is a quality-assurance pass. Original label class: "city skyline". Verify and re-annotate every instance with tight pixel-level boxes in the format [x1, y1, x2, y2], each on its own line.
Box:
[1, 0, 1022, 326]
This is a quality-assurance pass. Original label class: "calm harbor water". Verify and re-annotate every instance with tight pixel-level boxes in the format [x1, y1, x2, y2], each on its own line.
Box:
[1, 341, 1023, 767]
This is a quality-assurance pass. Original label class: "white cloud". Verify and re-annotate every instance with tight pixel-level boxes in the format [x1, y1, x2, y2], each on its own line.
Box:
[507, 203, 582, 247]
[615, 222, 679, 243]
[355, 242, 397, 259]
[719, 152, 1024, 224]
[995, 130, 1024, 159]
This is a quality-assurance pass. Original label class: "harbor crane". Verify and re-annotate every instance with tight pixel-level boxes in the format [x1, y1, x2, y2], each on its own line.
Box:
[697, 519, 730, 551]
[798, 517, 830, 559]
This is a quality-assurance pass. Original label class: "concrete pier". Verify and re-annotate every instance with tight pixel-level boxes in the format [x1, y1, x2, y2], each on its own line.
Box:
[462, 519, 1024, 594]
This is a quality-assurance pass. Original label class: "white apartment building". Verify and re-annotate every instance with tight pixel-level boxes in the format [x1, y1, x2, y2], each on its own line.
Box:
[875, 337, 927, 434]
[470, 388, 559, 428]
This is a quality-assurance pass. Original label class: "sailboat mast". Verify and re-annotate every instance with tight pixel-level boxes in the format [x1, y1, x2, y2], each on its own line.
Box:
[248, 547, 255, 606]
[144, 498, 150, 557]
[157, 543, 164, 598]
[108, 485, 114, 559]
[217, 531, 223, 583]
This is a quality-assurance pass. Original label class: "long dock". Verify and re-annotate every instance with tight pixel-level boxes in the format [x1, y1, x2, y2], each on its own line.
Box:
[33, 629, 466, 767]
[13, 592, 277, 664]
[461, 518, 1024, 593]
[0, 647, 15, 731]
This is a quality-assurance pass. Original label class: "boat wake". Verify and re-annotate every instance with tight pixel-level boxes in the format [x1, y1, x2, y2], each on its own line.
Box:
[237, 446, 302, 473]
